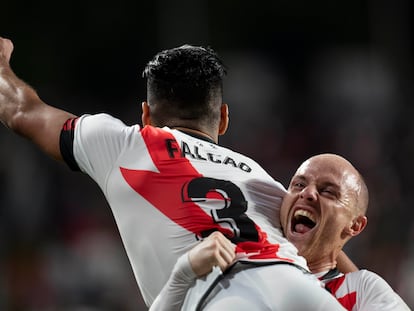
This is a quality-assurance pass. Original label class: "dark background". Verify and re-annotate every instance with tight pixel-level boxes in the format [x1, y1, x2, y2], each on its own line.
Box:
[1, 0, 413, 309]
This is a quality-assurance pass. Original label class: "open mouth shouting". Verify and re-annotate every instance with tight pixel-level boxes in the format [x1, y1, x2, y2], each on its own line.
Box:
[291, 209, 317, 235]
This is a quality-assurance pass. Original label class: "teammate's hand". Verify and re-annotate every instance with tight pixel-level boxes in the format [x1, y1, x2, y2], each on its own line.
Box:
[0, 37, 14, 64]
[188, 231, 236, 277]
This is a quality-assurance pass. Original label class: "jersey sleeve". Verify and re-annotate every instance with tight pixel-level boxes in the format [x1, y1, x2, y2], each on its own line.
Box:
[60, 117, 81, 171]
[356, 270, 410, 311]
[60, 113, 138, 187]
[149, 253, 197, 311]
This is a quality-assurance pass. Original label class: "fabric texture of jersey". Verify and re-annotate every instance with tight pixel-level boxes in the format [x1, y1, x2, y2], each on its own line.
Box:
[196, 264, 345, 311]
[323, 269, 410, 311]
[60, 113, 307, 306]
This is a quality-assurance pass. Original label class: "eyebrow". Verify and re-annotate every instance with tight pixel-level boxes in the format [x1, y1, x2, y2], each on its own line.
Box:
[292, 175, 306, 181]
[290, 175, 307, 185]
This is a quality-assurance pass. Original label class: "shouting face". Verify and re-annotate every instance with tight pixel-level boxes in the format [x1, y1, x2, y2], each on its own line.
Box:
[279, 154, 368, 272]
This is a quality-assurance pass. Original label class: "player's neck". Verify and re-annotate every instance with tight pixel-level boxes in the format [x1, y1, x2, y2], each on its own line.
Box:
[300, 246, 341, 274]
[306, 254, 337, 274]
[171, 126, 218, 143]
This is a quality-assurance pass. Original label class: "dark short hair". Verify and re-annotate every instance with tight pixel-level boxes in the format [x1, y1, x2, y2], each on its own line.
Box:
[142, 45, 227, 126]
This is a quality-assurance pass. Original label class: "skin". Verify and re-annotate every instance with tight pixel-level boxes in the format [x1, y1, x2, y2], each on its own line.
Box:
[188, 231, 236, 276]
[141, 101, 229, 144]
[279, 154, 368, 273]
[0, 37, 76, 161]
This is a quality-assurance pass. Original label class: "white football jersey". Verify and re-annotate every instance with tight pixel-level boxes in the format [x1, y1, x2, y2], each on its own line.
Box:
[60, 113, 307, 306]
[323, 270, 410, 311]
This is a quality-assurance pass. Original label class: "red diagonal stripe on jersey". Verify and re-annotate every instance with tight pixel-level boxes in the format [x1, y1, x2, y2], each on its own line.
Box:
[337, 292, 356, 311]
[120, 126, 231, 237]
[325, 276, 357, 311]
[120, 125, 289, 260]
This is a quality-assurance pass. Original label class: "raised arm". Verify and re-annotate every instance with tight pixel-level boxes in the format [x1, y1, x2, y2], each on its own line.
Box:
[0, 36, 76, 161]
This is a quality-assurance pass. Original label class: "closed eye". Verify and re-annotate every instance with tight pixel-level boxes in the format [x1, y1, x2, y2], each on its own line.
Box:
[320, 188, 338, 198]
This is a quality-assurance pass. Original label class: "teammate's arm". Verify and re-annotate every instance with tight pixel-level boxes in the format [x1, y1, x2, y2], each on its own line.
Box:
[336, 250, 359, 273]
[189, 231, 236, 277]
[0, 36, 76, 161]
[150, 231, 236, 311]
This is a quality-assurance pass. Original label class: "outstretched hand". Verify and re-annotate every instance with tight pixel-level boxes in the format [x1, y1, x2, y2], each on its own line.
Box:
[188, 231, 236, 277]
[0, 37, 13, 64]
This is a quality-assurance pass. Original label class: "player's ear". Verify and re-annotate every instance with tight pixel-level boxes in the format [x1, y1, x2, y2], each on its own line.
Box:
[346, 215, 367, 237]
[218, 103, 229, 135]
[141, 101, 152, 126]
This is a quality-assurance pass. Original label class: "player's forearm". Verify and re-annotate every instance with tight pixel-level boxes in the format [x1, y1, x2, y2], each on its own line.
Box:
[0, 67, 70, 160]
[0, 59, 36, 131]
[150, 253, 196, 311]
[0, 42, 52, 140]
[0, 37, 76, 161]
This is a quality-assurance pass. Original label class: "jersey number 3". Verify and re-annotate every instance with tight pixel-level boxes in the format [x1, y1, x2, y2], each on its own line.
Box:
[182, 177, 259, 243]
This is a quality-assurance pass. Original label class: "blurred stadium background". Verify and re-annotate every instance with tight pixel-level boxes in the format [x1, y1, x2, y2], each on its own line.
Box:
[0, 0, 413, 309]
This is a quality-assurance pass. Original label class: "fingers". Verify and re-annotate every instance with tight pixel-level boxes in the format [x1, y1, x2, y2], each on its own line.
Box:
[188, 231, 236, 277]
[0, 37, 14, 63]
[209, 231, 236, 269]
